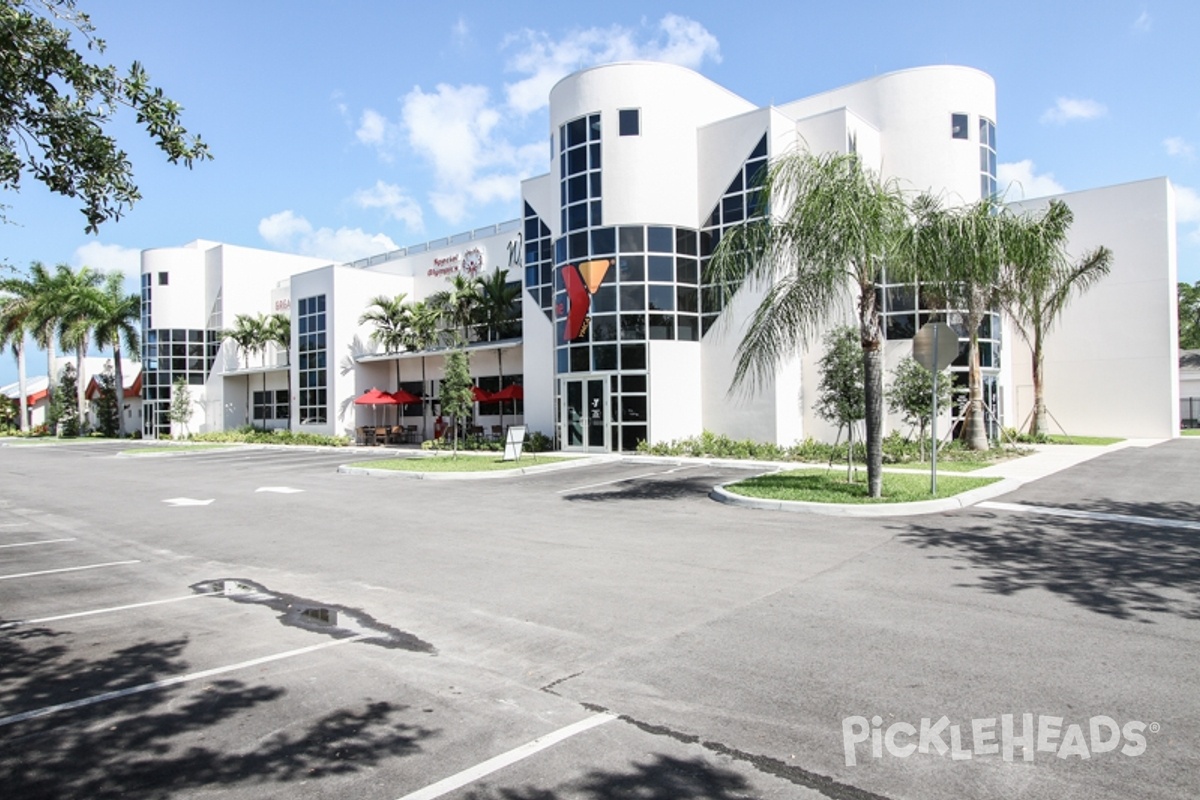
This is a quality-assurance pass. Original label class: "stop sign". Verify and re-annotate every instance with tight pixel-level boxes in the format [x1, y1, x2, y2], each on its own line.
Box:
[912, 322, 958, 371]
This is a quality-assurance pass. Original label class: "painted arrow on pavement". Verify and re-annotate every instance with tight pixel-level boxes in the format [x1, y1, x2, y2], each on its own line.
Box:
[254, 487, 304, 494]
[162, 497, 215, 507]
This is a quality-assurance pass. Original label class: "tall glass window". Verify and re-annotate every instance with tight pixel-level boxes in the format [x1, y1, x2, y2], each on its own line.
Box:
[296, 294, 327, 423]
[140, 327, 219, 437]
[523, 202, 554, 321]
[979, 117, 997, 199]
[699, 133, 768, 335]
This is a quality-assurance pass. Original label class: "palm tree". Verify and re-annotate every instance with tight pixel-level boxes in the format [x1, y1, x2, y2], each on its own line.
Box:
[0, 276, 35, 432]
[430, 273, 482, 344]
[83, 273, 140, 438]
[222, 313, 267, 428]
[476, 269, 521, 416]
[1003, 199, 1112, 436]
[906, 195, 1017, 451]
[266, 312, 292, 424]
[57, 265, 104, 433]
[477, 269, 520, 342]
[708, 150, 908, 498]
[26, 262, 70, 407]
[360, 293, 409, 428]
[403, 300, 440, 441]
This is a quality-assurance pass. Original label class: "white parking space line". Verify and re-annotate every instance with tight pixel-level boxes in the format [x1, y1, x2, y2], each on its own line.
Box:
[0, 633, 372, 728]
[556, 465, 701, 495]
[396, 712, 618, 800]
[0, 560, 141, 582]
[0, 591, 217, 630]
[977, 501, 1200, 531]
[0, 537, 76, 549]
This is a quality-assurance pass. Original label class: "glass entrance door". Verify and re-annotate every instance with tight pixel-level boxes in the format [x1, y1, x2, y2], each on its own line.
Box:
[561, 375, 609, 452]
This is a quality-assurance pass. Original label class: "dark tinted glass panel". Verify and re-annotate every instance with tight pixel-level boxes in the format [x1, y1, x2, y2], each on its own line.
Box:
[621, 425, 647, 452]
[525, 266, 539, 287]
[567, 147, 587, 174]
[590, 200, 602, 226]
[951, 113, 969, 139]
[620, 315, 646, 341]
[591, 315, 618, 341]
[568, 175, 587, 203]
[590, 172, 602, 196]
[592, 286, 617, 314]
[620, 284, 645, 311]
[619, 108, 639, 136]
[726, 171, 743, 194]
[675, 228, 697, 255]
[556, 348, 568, 373]
[677, 286, 698, 313]
[723, 195, 744, 223]
[593, 345, 618, 371]
[570, 345, 590, 372]
[591, 227, 616, 255]
[567, 203, 588, 231]
[619, 226, 644, 253]
[525, 217, 539, 240]
[647, 255, 673, 282]
[618, 255, 644, 282]
[555, 237, 567, 263]
[648, 284, 674, 311]
[885, 314, 917, 340]
[649, 314, 674, 339]
[750, 134, 767, 159]
[589, 143, 600, 169]
[588, 113, 601, 140]
[622, 374, 647, 393]
[569, 232, 589, 259]
[647, 226, 673, 253]
[677, 258, 698, 284]
[621, 395, 647, 423]
[886, 286, 916, 313]
[677, 316, 699, 341]
[567, 117, 586, 147]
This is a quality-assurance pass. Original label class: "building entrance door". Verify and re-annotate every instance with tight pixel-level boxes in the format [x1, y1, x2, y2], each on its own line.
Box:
[560, 375, 609, 452]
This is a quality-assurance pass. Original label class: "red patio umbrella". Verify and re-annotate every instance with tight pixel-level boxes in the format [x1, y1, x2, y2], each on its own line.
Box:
[490, 384, 523, 434]
[354, 387, 399, 431]
[471, 385, 492, 402]
[390, 388, 421, 440]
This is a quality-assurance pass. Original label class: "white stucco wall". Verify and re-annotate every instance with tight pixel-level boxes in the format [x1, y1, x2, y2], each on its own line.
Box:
[1008, 178, 1179, 438]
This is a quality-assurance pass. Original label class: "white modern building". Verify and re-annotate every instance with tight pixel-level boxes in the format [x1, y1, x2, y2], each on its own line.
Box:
[138, 62, 1182, 448]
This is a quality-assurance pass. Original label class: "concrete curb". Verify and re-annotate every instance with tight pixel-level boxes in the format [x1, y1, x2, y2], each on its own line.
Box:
[709, 476, 1025, 517]
[336, 454, 610, 480]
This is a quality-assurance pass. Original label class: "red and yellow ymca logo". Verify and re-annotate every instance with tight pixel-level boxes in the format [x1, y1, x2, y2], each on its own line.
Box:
[557, 259, 611, 342]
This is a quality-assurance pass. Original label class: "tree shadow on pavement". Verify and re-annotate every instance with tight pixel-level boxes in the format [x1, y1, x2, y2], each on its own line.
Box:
[899, 499, 1200, 622]
[463, 754, 751, 799]
[0, 625, 437, 799]
[563, 475, 727, 503]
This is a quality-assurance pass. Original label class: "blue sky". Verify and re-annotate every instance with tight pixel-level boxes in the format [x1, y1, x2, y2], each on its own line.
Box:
[3, 1, 1198, 385]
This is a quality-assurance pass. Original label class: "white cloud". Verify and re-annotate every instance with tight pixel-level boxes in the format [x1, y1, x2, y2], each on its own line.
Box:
[1176, 185, 1200, 246]
[71, 241, 141, 281]
[503, 14, 720, 115]
[1133, 10, 1152, 33]
[452, 15, 469, 46]
[1164, 136, 1195, 160]
[1040, 97, 1107, 125]
[352, 181, 424, 232]
[996, 160, 1066, 201]
[351, 15, 719, 225]
[257, 210, 398, 262]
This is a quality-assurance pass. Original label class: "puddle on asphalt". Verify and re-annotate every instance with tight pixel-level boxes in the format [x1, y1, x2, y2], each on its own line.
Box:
[189, 579, 434, 653]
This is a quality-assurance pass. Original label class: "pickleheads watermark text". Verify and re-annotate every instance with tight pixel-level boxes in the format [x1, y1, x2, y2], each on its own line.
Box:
[842, 714, 1155, 766]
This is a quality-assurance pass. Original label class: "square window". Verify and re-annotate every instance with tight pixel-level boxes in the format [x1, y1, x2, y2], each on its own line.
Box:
[567, 117, 587, 147]
[593, 344, 618, 371]
[647, 226, 673, 253]
[570, 345, 590, 372]
[619, 108, 640, 136]
[590, 227, 616, 255]
[677, 315, 699, 341]
[618, 255, 644, 283]
[647, 255, 673, 283]
[157, 272, 169, 285]
[648, 284, 674, 311]
[619, 284, 645, 311]
[619, 226, 644, 253]
[649, 314, 674, 339]
[588, 113, 601, 141]
[675, 229, 698, 256]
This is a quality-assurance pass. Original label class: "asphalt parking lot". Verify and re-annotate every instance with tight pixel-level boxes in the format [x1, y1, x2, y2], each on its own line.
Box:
[1, 439, 1198, 799]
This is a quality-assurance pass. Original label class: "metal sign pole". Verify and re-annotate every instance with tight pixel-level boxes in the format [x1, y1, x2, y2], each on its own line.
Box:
[931, 333, 939, 495]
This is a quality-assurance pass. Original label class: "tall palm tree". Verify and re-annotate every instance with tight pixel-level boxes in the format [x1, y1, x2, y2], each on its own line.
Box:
[57, 265, 104, 433]
[430, 273, 482, 344]
[403, 299, 440, 441]
[1003, 199, 1112, 435]
[708, 150, 908, 498]
[26, 262, 70, 407]
[906, 195, 1021, 450]
[222, 313, 267, 428]
[0, 276, 35, 432]
[360, 293, 409, 427]
[83, 273, 140, 438]
[476, 268, 521, 416]
[266, 312, 292, 424]
[477, 269, 521, 342]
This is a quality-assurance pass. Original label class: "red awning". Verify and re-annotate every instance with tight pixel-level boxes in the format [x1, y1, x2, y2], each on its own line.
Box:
[390, 388, 421, 404]
[471, 386, 492, 402]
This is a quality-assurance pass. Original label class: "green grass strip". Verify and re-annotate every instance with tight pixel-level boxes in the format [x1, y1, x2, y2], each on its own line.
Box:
[882, 460, 990, 473]
[349, 455, 571, 472]
[726, 468, 999, 504]
[1043, 434, 1124, 446]
[1181, 429, 1199, 437]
